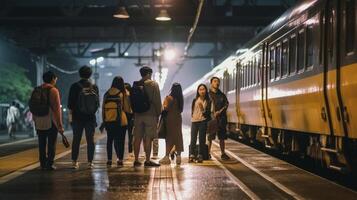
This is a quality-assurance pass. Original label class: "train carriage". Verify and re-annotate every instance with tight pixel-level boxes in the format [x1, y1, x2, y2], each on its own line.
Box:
[184, 0, 357, 174]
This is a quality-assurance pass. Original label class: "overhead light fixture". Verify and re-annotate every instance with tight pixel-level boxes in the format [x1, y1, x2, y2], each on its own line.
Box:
[155, 9, 171, 21]
[113, 7, 129, 19]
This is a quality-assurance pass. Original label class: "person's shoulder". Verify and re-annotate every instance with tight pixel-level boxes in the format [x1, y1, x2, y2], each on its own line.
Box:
[145, 79, 159, 87]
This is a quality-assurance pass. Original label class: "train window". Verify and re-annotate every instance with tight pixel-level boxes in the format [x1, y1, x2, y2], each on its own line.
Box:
[297, 29, 305, 72]
[306, 26, 314, 68]
[346, 0, 355, 54]
[252, 57, 257, 85]
[289, 35, 297, 74]
[243, 64, 247, 88]
[276, 43, 281, 78]
[270, 47, 275, 80]
[248, 61, 252, 86]
[257, 52, 261, 84]
[282, 39, 288, 76]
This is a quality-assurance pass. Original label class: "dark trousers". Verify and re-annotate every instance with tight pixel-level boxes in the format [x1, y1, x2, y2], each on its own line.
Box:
[126, 113, 134, 153]
[37, 125, 58, 168]
[71, 121, 95, 162]
[106, 123, 126, 160]
[190, 121, 207, 156]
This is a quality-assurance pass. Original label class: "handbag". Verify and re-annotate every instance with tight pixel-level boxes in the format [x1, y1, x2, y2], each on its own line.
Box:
[207, 118, 219, 135]
[157, 114, 167, 139]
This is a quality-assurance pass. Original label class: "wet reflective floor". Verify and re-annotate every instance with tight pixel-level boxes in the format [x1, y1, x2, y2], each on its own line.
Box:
[0, 127, 356, 200]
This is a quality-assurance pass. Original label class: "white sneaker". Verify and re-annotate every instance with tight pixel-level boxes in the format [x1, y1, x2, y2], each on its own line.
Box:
[72, 161, 79, 169]
[159, 156, 171, 165]
[176, 155, 181, 165]
[88, 162, 94, 169]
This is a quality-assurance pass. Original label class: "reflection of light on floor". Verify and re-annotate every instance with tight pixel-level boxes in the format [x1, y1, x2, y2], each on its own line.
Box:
[156, 125, 192, 159]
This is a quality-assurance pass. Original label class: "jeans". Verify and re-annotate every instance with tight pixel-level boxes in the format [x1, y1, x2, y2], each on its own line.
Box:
[106, 123, 126, 161]
[37, 124, 58, 168]
[71, 121, 95, 162]
[190, 121, 207, 156]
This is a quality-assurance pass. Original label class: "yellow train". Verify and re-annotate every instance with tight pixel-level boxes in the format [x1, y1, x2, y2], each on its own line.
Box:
[183, 0, 357, 174]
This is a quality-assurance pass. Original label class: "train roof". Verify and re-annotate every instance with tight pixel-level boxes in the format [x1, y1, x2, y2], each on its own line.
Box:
[183, 1, 320, 97]
[238, 0, 319, 53]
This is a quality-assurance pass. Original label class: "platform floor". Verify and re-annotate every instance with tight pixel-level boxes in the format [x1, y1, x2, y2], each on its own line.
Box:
[0, 127, 356, 200]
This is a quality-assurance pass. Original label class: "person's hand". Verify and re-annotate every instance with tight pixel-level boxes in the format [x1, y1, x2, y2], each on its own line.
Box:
[214, 111, 220, 118]
[58, 127, 65, 135]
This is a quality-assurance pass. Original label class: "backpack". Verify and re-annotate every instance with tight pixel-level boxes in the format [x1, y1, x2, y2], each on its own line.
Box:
[77, 82, 99, 115]
[103, 90, 122, 123]
[130, 80, 150, 113]
[29, 86, 51, 117]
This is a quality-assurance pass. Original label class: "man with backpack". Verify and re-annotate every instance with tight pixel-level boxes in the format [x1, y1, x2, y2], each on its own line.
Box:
[131, 66, 162, 167]
[68, 66, 99, 169]
[30, 71, 64, 170]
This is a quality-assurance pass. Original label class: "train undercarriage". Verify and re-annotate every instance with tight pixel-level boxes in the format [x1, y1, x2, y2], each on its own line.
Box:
[228, 123, 357, 175]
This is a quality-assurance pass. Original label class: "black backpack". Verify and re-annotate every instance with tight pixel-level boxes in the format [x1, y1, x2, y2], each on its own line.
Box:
[77, 82, 99, 115]
[29, 86, 51, 117]
[130, 80, 150, 113]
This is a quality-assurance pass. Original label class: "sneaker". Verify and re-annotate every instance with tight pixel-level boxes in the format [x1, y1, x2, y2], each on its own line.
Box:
[197, 155, 203, 163]
[221, 153, 230, 160]
[117, 160, 123, 167]
[72, 161, 79, 169]
[189, 155, 195, 163]
[106, 160, 112, 166]
[144, 160, 160, 167]
[88, 162, 94, 169]
[159, 156, 171, 165]
[176, 155, 181, 165]
[47, 165, 57, 171]
[170, 152, 176, 160]
[133, 160, 142, 167]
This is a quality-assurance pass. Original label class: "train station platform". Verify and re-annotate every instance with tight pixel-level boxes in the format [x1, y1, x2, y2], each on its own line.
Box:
[0, 127, 356, 200]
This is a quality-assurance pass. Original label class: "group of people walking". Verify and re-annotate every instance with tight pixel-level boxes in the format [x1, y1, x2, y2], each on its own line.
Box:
[29, 65, 230, 170]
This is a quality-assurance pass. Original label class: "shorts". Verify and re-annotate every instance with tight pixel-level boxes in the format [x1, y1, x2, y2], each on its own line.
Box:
[207, 123, 227, 141]
[133, 115, 158, 140]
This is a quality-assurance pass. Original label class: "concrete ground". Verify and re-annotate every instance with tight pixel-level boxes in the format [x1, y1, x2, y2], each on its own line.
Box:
[0, 126, 356, 200]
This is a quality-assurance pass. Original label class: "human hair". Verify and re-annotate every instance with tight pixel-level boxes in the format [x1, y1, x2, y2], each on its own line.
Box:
[139, 66, 153, 77]
[196, 84, 210, 101]
[169, 83, 184, 113]
[79, 65, 92, 79]
[210, 76, 220, 83]
[124, 83, 132, 93]
[42, 71, 57, 84]
[111, 76, 125, 93]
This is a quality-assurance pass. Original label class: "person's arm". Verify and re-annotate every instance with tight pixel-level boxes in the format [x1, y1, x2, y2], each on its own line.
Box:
[152, 82, 162, 117]
[67, 84, 75, 112]
[219, 94, 229, 114]
[50, 88, 64, 134]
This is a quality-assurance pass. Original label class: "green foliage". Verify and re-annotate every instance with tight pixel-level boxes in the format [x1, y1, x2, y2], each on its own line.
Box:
[0, 63, 33, 103]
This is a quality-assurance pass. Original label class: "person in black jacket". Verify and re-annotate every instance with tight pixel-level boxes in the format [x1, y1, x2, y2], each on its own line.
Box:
[67, 66, 99, 169]
[207, 77, 230, 160]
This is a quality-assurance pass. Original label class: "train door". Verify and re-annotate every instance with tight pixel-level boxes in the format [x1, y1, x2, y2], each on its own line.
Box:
[339, 0, 356, 139]
[325, 0, 348, 138]
[262, 43, 271, 128]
